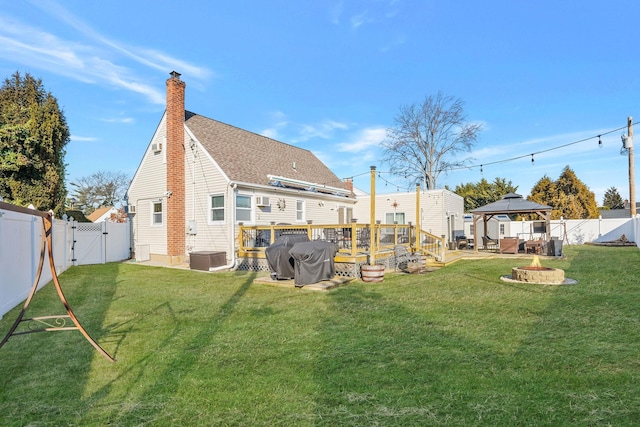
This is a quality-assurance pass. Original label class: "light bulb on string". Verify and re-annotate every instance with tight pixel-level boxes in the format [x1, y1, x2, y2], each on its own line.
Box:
[480, 164, 483, 174]
[531, 154, 534, 165]
[598, 135, 602, 148]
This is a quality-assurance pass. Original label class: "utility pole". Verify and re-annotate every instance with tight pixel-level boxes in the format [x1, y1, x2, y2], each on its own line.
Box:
[628, 117, 636, 217]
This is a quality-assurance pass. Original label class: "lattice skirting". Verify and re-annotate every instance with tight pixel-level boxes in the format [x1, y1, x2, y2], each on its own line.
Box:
[236, 253, 398, 279]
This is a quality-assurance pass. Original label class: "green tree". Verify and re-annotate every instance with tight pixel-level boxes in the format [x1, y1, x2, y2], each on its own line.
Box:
[69, 170, 130, 215]
[603, 186, 625, 209]
[382, 92, 482, 190]
[528, 166, 599, 219]
[450, 177, 518, 212]
[0, 72, 69, 215]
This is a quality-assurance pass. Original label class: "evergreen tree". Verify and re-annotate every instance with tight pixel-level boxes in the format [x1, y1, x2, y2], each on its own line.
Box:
[528, 166, 599, 219]
[0, 72, 69, 215]
[603, 186, 625, 209]
[451, 177, 518, 212]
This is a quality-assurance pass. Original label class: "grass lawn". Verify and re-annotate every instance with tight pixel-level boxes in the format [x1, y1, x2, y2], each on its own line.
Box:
[1, 245, 639, 426]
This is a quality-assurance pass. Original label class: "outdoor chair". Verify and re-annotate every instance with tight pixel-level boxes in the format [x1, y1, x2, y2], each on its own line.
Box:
[357, 227, 370, 250]
[482, 235, 499, 251]
[323, 228, 338, 243]
[394, 245, 420, 271]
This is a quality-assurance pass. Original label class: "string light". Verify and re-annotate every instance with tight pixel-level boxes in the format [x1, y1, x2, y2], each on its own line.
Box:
[441, 121, 636, 174]
[344, 121, 637, 187]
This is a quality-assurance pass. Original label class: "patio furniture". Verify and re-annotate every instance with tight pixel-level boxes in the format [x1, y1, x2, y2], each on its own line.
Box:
[525, 239, 545, 254]
[482, 235, 499, 251]
[357, 227, 370, 250]
[394, 245, 420, 271]
[456, 235, 468, 249]
[499, 237, 519, 254]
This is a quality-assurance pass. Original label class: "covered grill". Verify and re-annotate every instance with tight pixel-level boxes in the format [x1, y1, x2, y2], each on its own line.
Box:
[265, 234, 310, 279]
[288, 241, 337, 287]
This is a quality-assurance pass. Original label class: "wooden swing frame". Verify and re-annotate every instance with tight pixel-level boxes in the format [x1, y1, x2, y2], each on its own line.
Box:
[0, 201, 115, 362]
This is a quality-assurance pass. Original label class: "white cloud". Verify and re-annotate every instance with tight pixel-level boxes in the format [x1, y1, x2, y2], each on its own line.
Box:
[351, 11, 372, 29]
[330, 2, 343, 25]
[101, 117, 134, 124]
[71, 135, 98, 142]
[261, 128, 279, 139]
[0, 1, 211, 104]
[336, 127, 386, 152]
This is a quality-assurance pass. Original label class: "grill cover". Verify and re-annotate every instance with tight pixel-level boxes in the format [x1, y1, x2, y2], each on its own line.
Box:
[288, 241, 337, 286]
[265, 234, 310, 279]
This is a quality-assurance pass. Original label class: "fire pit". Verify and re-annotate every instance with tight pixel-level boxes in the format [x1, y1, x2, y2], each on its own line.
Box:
[503, 256, 575, 285]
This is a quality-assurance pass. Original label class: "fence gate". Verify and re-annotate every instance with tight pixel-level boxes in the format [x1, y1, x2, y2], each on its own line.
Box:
[72, 222, 106, 266]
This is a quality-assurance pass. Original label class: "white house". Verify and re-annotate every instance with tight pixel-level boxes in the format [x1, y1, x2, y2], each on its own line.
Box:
[354, 188, 464, 244]
[463, 214, 513, 240]
[126, 72, 356, 267]
[87, 206, 121, 223]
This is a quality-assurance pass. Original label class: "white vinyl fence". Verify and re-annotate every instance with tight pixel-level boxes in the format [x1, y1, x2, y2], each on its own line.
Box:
[0, 206, 131, 319]
[510, 218, 640, 245]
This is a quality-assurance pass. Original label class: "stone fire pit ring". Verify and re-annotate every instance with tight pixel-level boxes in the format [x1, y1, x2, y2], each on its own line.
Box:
[501, 266, 577, 285]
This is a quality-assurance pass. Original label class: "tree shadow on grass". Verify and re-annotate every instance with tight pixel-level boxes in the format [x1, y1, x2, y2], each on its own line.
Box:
[311, 276, 565, 425]
[76, 269, 258, 425]
[0, 262, 121, 424]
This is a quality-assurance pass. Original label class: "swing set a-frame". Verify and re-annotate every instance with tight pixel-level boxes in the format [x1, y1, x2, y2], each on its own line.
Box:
[0, 201, 115, 362]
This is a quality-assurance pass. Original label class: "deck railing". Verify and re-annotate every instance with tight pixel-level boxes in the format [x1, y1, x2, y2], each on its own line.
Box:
[238, 222, 445, 261]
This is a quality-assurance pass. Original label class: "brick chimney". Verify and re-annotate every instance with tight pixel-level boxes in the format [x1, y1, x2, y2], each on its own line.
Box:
[343, 177, 354, 194]
[166, 71, 186, 261]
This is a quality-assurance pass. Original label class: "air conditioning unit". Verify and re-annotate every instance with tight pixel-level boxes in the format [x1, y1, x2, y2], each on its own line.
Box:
[255, 196, 270, 207]
[151, 142, 162, 152]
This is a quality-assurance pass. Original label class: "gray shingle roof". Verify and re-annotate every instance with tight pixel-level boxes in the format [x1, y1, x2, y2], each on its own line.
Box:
[470, 192, 552, 214]
[184, 111, 350, 195]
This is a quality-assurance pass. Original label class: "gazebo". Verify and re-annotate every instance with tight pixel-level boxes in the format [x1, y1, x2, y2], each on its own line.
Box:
[470, 193, 553, 252]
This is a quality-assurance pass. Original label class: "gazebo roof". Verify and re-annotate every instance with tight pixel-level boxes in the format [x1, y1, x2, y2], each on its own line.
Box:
[470, 193, 552, 215]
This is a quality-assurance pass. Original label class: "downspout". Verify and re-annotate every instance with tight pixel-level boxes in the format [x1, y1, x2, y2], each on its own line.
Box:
[190, 140, 196, 252]
[208, 181, 238, 271]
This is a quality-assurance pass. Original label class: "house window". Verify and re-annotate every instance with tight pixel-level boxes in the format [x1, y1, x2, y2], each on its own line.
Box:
[499, 223, 505, 235]
[152, 201, 162, 225]
[296, 200, 305, 222]
[236, 194, 252, 222]
[470, 224, 475, 235]
[385, 212, 405, 224]
[210, 194, 224, 222]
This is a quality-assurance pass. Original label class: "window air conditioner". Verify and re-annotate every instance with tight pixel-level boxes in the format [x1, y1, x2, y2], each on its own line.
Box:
[151, 142, 162, 152]
[255, 196, 270, 207]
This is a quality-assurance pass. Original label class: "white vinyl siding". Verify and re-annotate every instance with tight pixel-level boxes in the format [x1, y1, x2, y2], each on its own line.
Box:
[127, 114, 169, 255]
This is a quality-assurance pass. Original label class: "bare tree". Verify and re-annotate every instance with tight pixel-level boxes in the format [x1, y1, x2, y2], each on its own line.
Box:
[382, 92, 482, 190]
[69, 170, 130, 215]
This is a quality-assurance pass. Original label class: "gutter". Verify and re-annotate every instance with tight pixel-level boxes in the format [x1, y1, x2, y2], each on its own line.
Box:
[204, 181, 238, 272]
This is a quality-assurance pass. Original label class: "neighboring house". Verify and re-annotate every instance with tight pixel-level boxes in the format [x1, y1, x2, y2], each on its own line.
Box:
[463, 213, 512, 240]
[87, 207, 120, 223]
[599, 201, 640, 219]
[126, 72, 356, 266]
[354, 188, 464, 244]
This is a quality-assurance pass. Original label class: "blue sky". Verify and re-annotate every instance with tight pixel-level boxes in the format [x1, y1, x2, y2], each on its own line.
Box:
[1, 0, 638, 204]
